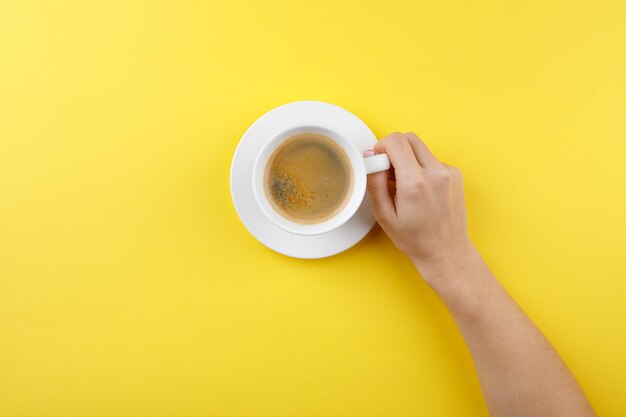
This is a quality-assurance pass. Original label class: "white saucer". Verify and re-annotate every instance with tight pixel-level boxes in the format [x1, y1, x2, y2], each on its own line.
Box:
[230, 101, 378, 259]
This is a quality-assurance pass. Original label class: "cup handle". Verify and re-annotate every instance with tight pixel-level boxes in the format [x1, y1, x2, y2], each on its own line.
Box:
[364, 153, 391, 174]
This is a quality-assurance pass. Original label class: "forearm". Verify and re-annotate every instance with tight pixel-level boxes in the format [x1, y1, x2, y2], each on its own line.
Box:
[365, 133, 594, 415]
[413, 245, 595, 417]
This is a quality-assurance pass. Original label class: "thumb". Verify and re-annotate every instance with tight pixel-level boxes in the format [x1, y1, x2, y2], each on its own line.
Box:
[364, 150, 396, 223]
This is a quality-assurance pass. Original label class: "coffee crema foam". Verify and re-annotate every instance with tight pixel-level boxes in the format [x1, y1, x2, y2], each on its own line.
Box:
[264, 133, 353, 224]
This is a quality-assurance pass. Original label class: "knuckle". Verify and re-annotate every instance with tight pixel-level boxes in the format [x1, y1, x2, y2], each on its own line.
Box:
[431, 165, 452, 183]
[448, 166, 463, 180]
[367, 181, 386, 196]
[375, 211, 393, 225]
[387, 131, 403, 140]
[369, 204, 395, 227]
[398, 175, 425, 196]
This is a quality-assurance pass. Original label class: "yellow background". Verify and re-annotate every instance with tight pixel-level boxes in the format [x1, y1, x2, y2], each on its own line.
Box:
[1, 0, 625, 415]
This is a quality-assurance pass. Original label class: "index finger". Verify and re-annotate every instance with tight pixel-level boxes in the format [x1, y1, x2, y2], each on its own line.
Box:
[373, 133, 423, 182]
[405, 132, 439, 168]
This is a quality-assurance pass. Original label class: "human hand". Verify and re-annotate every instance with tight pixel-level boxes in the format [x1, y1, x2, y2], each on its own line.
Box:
[365, 132, 474, 281]
[366, 134, 596, 417]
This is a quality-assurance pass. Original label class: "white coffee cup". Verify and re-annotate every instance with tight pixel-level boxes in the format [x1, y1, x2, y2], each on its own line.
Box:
[252, 125, 390, 236]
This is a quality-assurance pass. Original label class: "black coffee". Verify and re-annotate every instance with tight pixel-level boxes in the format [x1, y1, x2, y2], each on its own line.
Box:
[264, 133, 353, 224]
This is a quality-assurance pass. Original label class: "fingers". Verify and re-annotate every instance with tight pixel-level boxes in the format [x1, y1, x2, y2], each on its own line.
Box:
[369, 132, 456, 219]
[373, 133, 423, 183]
[404, 132, 439, 168]
[375, 132, 441, 168]
[374, 133, 427, 200]
[364, 150, 397, 223]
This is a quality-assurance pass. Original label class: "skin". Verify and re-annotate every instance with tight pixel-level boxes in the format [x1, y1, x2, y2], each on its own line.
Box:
[365, 132, 595, 417]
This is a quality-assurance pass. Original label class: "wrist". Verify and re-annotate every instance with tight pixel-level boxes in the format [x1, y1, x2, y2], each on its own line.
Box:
[410, 240, 483, 294]
[410, 242, 502, 323]
[410, 239, 476, 278]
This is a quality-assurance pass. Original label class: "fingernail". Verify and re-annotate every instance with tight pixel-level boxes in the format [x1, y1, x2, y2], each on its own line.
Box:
[363, 150, 375, 157]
